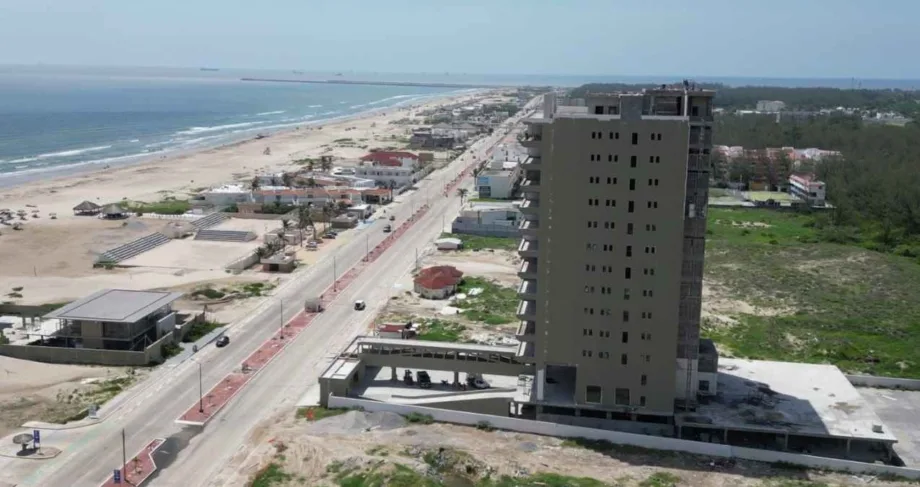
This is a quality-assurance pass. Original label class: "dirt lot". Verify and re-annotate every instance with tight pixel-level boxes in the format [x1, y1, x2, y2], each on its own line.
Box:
[377, 249, 521, 345]
[233, 409, 915, 487]
[0, 356, 142, 438]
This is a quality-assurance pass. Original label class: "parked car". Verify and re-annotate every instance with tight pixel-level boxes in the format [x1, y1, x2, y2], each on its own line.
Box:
[383, 224, 392, 233]
[417, 371, 432, 389]
[389, 215, 395, 221]
[216, 335, 230, 348]
[467, 373, 489, 389]
[354, 300, 366, 311]
[323, 233, 336, 239]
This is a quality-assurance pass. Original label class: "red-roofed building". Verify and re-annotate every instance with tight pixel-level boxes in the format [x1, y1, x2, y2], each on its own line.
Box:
[413, 266, 464, 299]
[357, 151, 421, 189]
[376, 322, 417, 339]
[360, 151, 419, 168]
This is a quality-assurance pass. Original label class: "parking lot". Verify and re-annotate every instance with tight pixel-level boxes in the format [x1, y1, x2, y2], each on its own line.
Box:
[859, 387, 920, 466]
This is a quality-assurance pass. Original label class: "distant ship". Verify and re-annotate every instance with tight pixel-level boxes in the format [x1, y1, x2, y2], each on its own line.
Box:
[335, 73, 343, 76]
[292, 70, 305, 75]
[200, 68, 220, 72]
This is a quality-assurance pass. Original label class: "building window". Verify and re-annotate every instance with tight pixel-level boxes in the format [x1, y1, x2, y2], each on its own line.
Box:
[641, 374, 647, 385]
[641, 332, 652, 340]
[604, 221, 615, 229]
[655, 156, 661, 163]
[699, 380, 710, 392]
[608, 177, 617, 184]
[627, 223, 633, 235]
[584, 307, 594, 315]
[640, 396, 647, 406]
[654, 178, 659, 186]
[615, 388, 630, 405]
[586, 243, 597, 251]
[623, 310, 630, 322]
[630, 155, 637, 167]
[624, 267, 631, 279]
[642, 289, 654, 297]
[650, 133, 655, 141]
[642, 311, 653, 319]
[629, 179, 636, 190]
[599, 351, 610, 359]
[589, 176, 598, 183]
[594, 106, 604, 115]
[624, 288, 630, 300]
[657, 134, 662, 141]
[583, 350, 594, 357]
[622, 331, 629, 343]
[583, 328, 593, 336]
[641, 354, 651, 363]
[615, 132, 620, 140]
[584, 285, 595, 294]
[600, 330, 610, 338]
[603, 244, 613, 252]
[586, 385, 602, 403]
[620, 354, 628, 365]
[625, 245, 632, 257]
[605, 199, 616, 207]
[631, 133, 638, 145]
[628, 201, 634, 213]
[649, 155, 655, 163]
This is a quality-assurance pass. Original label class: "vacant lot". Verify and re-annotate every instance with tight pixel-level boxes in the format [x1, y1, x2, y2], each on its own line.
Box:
[704, 208, 920, 378]
[441, 232, 518, 251]
[236, 409, 912, 487]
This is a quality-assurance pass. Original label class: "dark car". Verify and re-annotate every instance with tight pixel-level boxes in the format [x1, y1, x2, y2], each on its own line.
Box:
[383, 224, 392, 233]
[389, 215, 395, 221]
[417, 371, 432, 389]
[216, 335, 230, 348]
[323, 233, 336, 239]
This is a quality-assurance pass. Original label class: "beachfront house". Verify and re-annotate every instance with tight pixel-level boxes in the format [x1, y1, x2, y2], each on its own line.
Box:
[199, 184, 254, 206]
[356, 151, 421, 188]
[252, 188, 364, 207]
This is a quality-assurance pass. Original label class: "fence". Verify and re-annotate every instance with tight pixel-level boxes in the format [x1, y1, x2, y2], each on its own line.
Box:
[328, 396, 920, 480]
[451, 222, 520, 238]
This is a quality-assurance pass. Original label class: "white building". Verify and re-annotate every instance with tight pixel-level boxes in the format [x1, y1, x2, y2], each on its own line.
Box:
[789, 173, 826, 206]
[200, 184, 253, 206]
[756, 100, 786, 112]
[459, 202, 521, 226]
[356, 151, 421, 188]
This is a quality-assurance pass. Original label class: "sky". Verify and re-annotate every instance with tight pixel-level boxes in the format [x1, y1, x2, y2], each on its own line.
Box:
[0, 0, 917, 79]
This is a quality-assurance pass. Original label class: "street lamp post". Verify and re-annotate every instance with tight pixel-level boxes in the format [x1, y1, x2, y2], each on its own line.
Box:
[198, 363, 204, 413]
[333, 255, 337, 291]
[365, 235, 369, 262]
[279, 299, 284, 339]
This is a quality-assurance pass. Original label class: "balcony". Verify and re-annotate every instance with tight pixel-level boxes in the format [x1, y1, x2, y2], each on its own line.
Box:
[519, 279, 537, 300]
[516, 320, 536, 342]
[518, 132, 542, 149]
[519, 198, 540, 215]
[518, 258, 537, 279]
[519, 219, 539, 237]
[517, 299, 536, 320]
[516, 340, 535, 359]
[518, 239, 538, 258]
[521, 155, 541, 170]
[520, 178, 541, 194]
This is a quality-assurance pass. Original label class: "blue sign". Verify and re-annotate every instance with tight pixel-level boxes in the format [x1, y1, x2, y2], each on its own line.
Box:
[113, 469, 121, 484]
[32, 429, 39, 444]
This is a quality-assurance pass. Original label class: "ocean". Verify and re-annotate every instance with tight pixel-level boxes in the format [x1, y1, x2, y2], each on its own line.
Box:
[0, 66, 464, 186]
[1, 65, 917, 187]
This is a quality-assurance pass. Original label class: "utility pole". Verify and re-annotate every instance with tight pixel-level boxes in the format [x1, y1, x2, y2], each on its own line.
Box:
[333, 256, 337, 291]
[365, 235, 369, 262]
[279, 299, 284, 339]
[415, 248, 419, 271]
[121, 428, 127, 483]
[198, 363, 204, 413]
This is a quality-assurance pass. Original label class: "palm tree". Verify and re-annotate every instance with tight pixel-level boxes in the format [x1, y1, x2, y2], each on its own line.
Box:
[336, 200, 350, 215]
[250, 177, 260, 191]
[281, 172, 294, 188]
[387, 180, 398, 199]
[305, 177, 318, 188]
[306, 159, 316, 172]
[281, 219, 291, 231]
[321, 202, 335, 232]
[296, 204, 316, 242]
[319, 157, 333, 172]
[457, 188, 469, 204]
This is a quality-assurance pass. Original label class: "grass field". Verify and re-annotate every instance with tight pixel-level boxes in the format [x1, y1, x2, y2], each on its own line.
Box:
[456, 277, 519, 325]
[745, 191, 798, 202]
[440, 232, 517, 251]
[704, 207, 920, 378]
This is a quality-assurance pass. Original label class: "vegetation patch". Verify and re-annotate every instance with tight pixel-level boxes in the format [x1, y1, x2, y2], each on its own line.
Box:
[296, 406, 349, 421]
[456, 277, 518, 325]
[638, 472, 681, 487]
[404, 412, 434, 424]
[248, 462, 293, 487]
[160, 342, 182, 359]
[181, 321, 222, 343]
[416, 319, 467, 342]
[124, 198, 191, 215]
[190, 287, 225, 300]
[705, 208, 920, 378]
[440, 232, 517, 251]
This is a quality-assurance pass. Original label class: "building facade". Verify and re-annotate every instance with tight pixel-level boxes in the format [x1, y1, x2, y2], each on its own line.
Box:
[516, 88, 714, 422]
[357, 151, 421, 188]
[788, 173, 826, 206]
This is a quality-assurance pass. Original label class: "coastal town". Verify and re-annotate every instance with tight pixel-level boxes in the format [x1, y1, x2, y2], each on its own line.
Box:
[1, 76, 920, 487]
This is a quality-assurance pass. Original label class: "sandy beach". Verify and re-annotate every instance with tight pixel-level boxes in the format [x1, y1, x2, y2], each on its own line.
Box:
[0, 89, 497, 305]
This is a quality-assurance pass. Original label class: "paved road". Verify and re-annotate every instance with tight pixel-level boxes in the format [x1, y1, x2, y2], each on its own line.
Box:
[12, 98, 541, 487]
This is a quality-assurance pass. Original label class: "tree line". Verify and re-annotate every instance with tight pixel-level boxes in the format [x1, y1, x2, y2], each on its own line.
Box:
[568, 83, 920, 117]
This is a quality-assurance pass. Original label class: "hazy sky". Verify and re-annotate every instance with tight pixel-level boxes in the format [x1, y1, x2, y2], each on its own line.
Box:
[1, 0, 916, 79]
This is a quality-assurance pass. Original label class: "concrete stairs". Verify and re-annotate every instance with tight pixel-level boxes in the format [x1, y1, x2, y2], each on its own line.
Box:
[97, 233, 170, 263]
[194, 230, 256, 243]
[191, 212, 227, 230]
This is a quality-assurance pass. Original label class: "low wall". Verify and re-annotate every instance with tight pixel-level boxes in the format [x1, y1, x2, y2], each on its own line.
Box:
[328, 396, 920, 480]
[226, 251, 260, 271]
[0, 344, 149, 366]
[144, 332, 176, 364]
[846, 374, 920, 390]
[451, 222, 519, 238]
[221, 212, 295, 221]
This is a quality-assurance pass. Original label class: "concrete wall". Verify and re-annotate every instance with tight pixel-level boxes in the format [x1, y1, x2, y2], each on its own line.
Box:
[846, 374, 920, 390]
[0, 343, 149, 366]
[226, 251, 260, 271]
[328, 396, 920, 480]
[451, 222, 519, 238]
[416, 396, 512, 416]
[358, 353, 531, 377]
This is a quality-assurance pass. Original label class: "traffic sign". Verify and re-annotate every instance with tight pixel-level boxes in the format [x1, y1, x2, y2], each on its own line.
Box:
[113, 469, 121, 484]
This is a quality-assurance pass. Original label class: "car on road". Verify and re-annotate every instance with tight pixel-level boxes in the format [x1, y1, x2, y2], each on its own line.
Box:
[389, 215, 395, 221]
[215, 335, 230, 348]
[323, 233, 336, 239]
[417, 371, 432, 389]
[467, 373, 489, 389]
[383, 224, 392, 232]
[354, 300, 366, 311]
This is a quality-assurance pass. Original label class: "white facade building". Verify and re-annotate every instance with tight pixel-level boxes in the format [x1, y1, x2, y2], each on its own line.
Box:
[756, 100, 786, 112]
[200, 184, 253, 206]
[789, 173, 826, 206]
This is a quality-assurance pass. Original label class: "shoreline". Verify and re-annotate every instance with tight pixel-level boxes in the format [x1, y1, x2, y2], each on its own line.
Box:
[0, 89, 476, 190]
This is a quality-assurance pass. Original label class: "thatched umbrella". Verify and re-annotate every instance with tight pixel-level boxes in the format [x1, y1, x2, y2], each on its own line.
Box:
[73, 200, 101, 215]
[101, 203, 127, 219]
